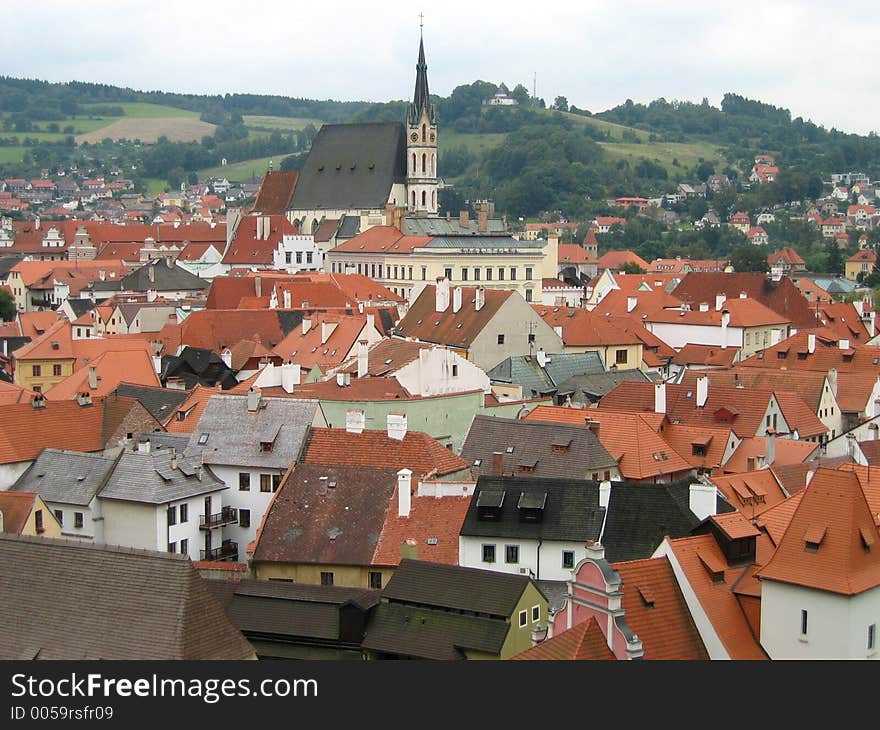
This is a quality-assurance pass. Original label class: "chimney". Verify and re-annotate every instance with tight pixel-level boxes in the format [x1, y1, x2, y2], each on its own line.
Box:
[828, 368, 839, 397]
[452, 286, 462, 314]
[366, 312, 375, 332]
[169, 447, 177, 471]
[536, 348, 548, 367]
[262, 216, 271, 240]
[715, 293, 726, 311]
[220, 349, 232, 369]
[585, 541, 605, 561]
[807, 333, 816, 354]
[626, 296, 637, 313]
[765, 434, 776, 466]
[475, 286, 485, 312]
[283, 290, 291, 309]
[246, 387, 261, 412]
[459, 210, 469, 227]
[397, 469, 412, 518]
[256, 216, 262, 240]
[598, 480, 611, 508]
[696, 375, 709, 408]
[357, 339, 369, 378]
[654, 381, 666, 414]
[254, 275, 262, 298]
[839, 338, 850, 350]
[554, 325, 563, 339]
[585, 418, 600, 439]
[88, 365, 98, 390]
[435, 277, 450, 312]
[387, 412, 408, 441]
[280, 362, 301, 394]
[345, 408, 365, 434]
[151, 355, 162, 375]
[492, 451, 504, 476]
[137, 437, 151, 454]
[302, 317, 312, 335]
[720, 310, 730, 349]
[478, 207, 488, 232]
[689, 482, 716, 521]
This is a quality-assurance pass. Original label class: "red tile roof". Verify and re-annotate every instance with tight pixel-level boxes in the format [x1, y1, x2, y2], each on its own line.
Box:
[43, 350, 161, 400]
[768, 248, 805, 266]
[646, 297, 791, 327]
[165, 384, 221, 434]
[739, 332, 880, 373]
[223, 215, 299, 265]
[596, 250, 649, 271]
[532, 305, 643, 347]
[721, 437, 818, 475]
[271, 314, 367, 372]
[0, 492, 38, 534]
[523, 405, 691, 480]
[614, 557, 710, 660]
[711, 470, 789, 517]
[557, 243, 596, 265]
[251, 171, 300, 214]
[511, 618, 615, 660]
[303, 428, 469, 477]
[662, 423, 735, 471]
[847, 249, 877, 264]
[756, 468, 880, 595]
[671, 344, 740, 367]
[331, 226, 431, 254]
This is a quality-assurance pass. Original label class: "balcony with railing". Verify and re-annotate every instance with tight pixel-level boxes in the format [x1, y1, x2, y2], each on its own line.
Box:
[199, 506, 238, 530]
[200, 540, 239, 562]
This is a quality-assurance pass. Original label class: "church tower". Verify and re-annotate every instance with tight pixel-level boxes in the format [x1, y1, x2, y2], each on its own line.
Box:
[406, 30, 438, 216]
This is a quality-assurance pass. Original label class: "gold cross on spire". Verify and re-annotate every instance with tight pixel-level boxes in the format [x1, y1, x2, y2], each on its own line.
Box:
[419, 11, 424, 33]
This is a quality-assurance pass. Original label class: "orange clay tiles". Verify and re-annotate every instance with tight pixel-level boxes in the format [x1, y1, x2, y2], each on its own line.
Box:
[511, 618, 614, 660]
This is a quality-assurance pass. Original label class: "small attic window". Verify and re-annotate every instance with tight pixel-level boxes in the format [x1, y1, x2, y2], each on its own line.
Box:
[637, 586, 655, 608]
[473, 459, 482, 467]
[426, 537, 438, 545]
[198, 433, 209, 445]
[860, 526, 875, 552]
[505, 446, 514, 454]
[804, 525, 827, 553]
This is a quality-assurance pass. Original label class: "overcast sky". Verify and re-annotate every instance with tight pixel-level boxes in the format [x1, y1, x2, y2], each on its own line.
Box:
[6, 1, 878, 135]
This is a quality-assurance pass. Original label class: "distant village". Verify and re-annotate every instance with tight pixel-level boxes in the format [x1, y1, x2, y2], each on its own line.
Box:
[2, 37, 880, 663]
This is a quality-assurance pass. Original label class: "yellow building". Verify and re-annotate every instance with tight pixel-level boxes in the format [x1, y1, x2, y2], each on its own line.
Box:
[0, 492, 62, 538]
[846, 249, 877, 282]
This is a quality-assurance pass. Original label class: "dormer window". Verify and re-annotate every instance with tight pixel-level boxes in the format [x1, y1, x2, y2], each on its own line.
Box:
[804, 525, 827, 553]
[517, 491, 547, 523]
[860, 526, 875, 553]
[477, 489, 505, 520]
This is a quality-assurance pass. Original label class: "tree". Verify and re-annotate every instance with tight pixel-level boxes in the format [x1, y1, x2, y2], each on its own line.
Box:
[620, 261, 647, 274]
[553, 96, 569, 112]
[730, 244, 767, 272]
[826, 238, 844, 275]
[695, 160, 715, 181]
[0, 289, 14, 322]
[510, 84, 530, 106]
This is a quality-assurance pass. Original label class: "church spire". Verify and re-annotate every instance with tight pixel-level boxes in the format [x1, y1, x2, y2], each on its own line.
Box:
[409, 25, 434, 126]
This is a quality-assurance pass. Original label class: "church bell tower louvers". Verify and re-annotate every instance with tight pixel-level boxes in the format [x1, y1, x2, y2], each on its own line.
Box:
[406, 30, 438, 215]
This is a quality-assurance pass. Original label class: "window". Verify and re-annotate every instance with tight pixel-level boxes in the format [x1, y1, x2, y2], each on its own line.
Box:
[486, 268, 493, 281]
[510, 267, 517, 280]
[320, 571, 334, 586]
[497, 334, 505, 345]
[239, 509, 250, 528]
[238, 472, 250, 491]
[369, 571, 383, 589]
[421, 266, 427, 281]
[52, 364, 62, 376]
[519, 610, 528, 628]
[528, 333, 536, 344]
[167, 542, 176, 554]
[474, 268, 481, 281]
[167, 506, 177, 526]
[525, 289, 533, 302]
[482, 544, 496, 563]
[32, 365, 41, 377]
[869, 624, 876, 651]
[525, 267, 533, 281]
[531, 605, 540, 623]
[562, 550, 575, 569]
[260, 474, 273, 492]
[54, 509, 63, 527]
[615, 349, 628, 365]
[306, 252, 313, 264]
[285, 252, 292, 264]
[452, 364, 458, 377]
[74, 512, 83, 529]
[461, 268, 468, 281]
[505, 545, 519, 564]
[198, 433, 209, 445]
[444, 267, 452, 280]
[498, 267, 505, 281]
[604, 470, 611, 480]
[179, 503, 188, 523]
[692, 444, 707, 457]
[801, 609, 808, 637]
[272, 474, 282, 491]
[180, 539, 188, 555]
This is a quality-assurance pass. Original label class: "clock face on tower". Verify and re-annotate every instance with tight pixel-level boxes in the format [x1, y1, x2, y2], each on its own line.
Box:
[410, 132, 418, 142]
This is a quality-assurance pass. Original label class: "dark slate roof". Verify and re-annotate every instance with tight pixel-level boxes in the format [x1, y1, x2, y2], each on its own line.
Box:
[64, 298, 96, 319]
[99, 449, 225, 504]
[558, 369, 651, 401]
[207, 579, 378, 642]
[161, 347, 237, 390]
[381, 558, 533, 618]
[401, 216, 508, 236]
[362, 601, 508, 659]
[461, 415, 618, 479]
[460, 476, 605, 543]
[252, 463, 397, 566]
[601, 479, 732, 562]
[0, 533, 254, 659]
[337, 215, 361, 239]
[111, 383, 190, 424]
[487, 351, 606, 398]
[117, 259, 209, 293]
[11, 449, 118, 506]
[0, 257, 19, 279]
[289, 123, 407, 211]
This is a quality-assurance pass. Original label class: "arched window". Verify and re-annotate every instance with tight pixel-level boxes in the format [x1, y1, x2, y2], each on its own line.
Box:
[411, 153, 416, 172]
[422, 124, 426, 141]
[412, 191, 416, 208]
[422, 153, 426, 174]
[422, 190, 427, 207]
[431, 154, 435, 176]
[432, 191, 436, 208]
[311, 219, 320, 234]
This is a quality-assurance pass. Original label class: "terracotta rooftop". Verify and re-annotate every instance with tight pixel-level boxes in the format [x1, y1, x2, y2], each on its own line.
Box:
[44, 349, 161, 400]
[671, 343, 740, 367]
[739, 332, 880, 373]
[511, 618, 614, 660]
[721, 436, 818, 474]
[646, 297, 791, 327]
[0, 492, 39, 534]
[711, 469, 789, 517]
[250, 170, 299, 215]
[164, 384, 222, 434]
[222, 214, 299, 265]
[331, 225, 431, 254]
[532, 305, 643, 347]
[596, 250, 649, 271]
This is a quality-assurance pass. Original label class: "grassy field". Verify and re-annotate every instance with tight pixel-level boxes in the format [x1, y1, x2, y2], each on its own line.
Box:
[77, 117, 216, 144]
[553, 110, 651, 141]
[80, 102, 199, 118]
[199, 154, 295, 180]
[599, 139, 723, 172]
[243, 115, 323, 131]
[143, 178, 169, 196]
[0, 147, 26, 164]
[440, 131, 507, 155]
